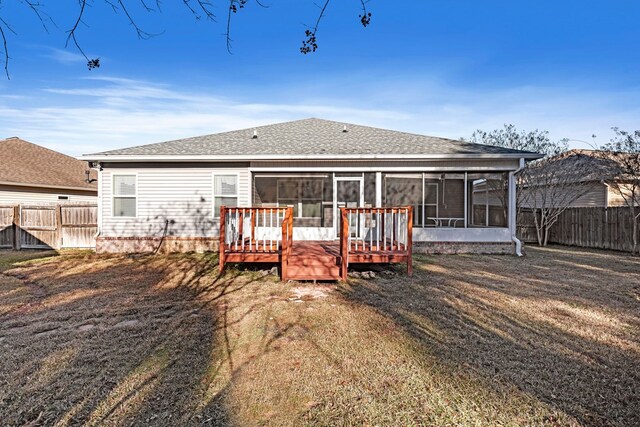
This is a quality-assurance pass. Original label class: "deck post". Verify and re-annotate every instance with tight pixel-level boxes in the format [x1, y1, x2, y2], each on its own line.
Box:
[340, 207, 349, 280]
[280, 207, 291, 281]
[407, 206, 413, 276]
[219, 206, 226, 273]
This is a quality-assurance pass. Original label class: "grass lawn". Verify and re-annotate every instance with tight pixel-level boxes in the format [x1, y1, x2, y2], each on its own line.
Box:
[0, 246, 638, 426]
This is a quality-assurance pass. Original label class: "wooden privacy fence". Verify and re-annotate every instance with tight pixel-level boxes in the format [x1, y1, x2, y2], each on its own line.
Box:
[0, 204, 98, 250]
[518, 207, 638, 252]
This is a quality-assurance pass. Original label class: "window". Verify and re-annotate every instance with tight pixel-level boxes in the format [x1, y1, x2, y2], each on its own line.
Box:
[214, 174, 239, 217]
[277, 179, 323, 218]
[57, 195, 69, 200]
[113, 174, 137, 217]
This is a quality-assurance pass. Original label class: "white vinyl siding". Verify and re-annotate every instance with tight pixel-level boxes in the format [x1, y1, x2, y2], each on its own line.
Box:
[0, 185, 97, 205]
[101, 167, 250, 238]
[520, 182, 607, 208]
[608, 184, 640, 207]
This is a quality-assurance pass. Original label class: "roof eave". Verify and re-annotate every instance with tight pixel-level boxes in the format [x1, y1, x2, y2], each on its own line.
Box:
[79, 152, 543, 162]
[0, 180, 97, 192]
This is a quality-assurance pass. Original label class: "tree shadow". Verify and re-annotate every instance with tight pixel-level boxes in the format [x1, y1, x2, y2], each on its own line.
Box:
[341, 246, 640, 426]
[0, 249, 59, 273]
[0, 250, 268, 426]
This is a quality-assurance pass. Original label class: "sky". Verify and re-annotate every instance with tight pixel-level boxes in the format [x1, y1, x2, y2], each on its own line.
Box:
[0, 0, 639, 156]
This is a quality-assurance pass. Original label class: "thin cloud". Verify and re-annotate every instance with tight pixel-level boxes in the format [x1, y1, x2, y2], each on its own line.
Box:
[43, 48, 88, 65]
[2, 76, 639, 156]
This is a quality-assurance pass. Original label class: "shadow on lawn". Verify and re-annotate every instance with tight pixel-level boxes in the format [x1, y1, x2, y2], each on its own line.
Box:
[0, 250, 270, 426]
[0, 249, 60, 273]
[343, 245, 640, 427]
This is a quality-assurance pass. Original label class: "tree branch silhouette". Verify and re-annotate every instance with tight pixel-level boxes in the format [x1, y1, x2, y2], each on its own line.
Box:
[1, 0, 373, 78]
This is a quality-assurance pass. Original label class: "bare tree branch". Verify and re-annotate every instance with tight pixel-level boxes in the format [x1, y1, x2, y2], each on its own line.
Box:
[0, 0, 374, 77]
[0, 17, 13, 79]
[301, 0, 330, 54]
[595, 128, 640, 254]
[117, 0, 158, 40]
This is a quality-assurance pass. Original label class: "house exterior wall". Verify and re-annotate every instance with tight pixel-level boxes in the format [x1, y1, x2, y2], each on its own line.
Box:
[99, 164, 250, 241]
[0, 184, 97, 205]
[569, 183, 608, 207]
[607, 183, 640, 207]
[520, 182, 607, 208]
[96, 159, 521, 254]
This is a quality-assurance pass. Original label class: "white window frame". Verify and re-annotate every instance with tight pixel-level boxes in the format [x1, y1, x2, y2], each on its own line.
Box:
[213, 173, 240, 218]
[112, 173, 138, 218]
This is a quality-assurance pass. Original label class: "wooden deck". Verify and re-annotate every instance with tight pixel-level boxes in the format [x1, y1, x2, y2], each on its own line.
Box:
[219, 206, 413, 281]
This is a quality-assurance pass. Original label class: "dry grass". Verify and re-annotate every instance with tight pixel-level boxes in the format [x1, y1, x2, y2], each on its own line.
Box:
[0, 246, 638, 426]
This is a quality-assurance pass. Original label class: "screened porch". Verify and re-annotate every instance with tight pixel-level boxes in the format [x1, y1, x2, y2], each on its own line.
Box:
[250, 172, 511, 239]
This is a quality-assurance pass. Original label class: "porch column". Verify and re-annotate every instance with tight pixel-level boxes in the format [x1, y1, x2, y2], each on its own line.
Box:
[508, 170, 517, 234]
[375, 172, 382, 207]
[464, 172, 468, 228]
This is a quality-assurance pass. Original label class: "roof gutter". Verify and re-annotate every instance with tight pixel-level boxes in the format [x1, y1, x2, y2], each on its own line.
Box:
[78, 152, 544, 162]
[0, 180, 97, 193]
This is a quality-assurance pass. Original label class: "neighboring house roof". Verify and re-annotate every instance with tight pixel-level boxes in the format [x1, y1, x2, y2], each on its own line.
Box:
[82, 118, 542, 161]
[0, 137, 97, 192]
[525, 149, 632, 184]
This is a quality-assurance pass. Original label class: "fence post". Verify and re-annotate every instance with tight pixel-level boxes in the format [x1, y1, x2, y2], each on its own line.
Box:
[55, 204, 63, 250]
[13, 205, 21, 250]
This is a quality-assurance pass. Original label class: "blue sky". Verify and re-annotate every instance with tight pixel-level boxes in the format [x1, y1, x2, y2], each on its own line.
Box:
[0, 0, 639, 156]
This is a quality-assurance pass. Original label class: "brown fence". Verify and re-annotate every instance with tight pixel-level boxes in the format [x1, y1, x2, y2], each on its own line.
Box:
[0, 204, 98, 250]
[518, 207, 638, 252]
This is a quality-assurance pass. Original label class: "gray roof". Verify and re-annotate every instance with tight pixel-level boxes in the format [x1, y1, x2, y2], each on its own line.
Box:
[85, 118, 541, 159]
[526, 149, 632, 183]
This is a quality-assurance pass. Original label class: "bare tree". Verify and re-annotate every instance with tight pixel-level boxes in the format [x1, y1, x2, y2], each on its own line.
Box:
[518, 154, 594, 246]
[596, 128, 640, 254]
[0, 0, 373, 78]
[470, 125, 569, 235]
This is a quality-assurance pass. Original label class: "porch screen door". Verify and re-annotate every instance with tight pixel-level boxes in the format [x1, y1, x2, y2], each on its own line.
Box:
[335, 179, 364, 238]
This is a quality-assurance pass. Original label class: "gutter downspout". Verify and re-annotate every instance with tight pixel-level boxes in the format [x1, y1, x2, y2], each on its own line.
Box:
[510, 158, 525, 256]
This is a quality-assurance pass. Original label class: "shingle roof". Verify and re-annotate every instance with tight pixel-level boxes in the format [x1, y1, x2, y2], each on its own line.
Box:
[0, 137, 97, 191]
[86, 118, 541, 159]
[529, 149, 634, 183]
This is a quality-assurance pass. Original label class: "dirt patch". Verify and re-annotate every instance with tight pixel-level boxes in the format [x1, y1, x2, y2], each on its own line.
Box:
[288, 285, 335, 301]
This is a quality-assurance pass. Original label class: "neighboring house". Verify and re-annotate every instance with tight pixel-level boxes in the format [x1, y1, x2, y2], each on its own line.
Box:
[520, 149, 639, 208]
[80, 118, 541, 254]
[0, 137, 97, 204]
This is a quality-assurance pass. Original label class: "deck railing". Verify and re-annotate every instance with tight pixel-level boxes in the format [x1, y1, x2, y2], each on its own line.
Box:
[219, 205, 413, 281]
[219, 206, 293, 272]
[340, 206, 413, 278]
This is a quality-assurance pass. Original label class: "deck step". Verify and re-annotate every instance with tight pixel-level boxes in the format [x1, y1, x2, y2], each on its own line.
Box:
[286, 264, 341, 281]
[288, 255, 340, 266]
